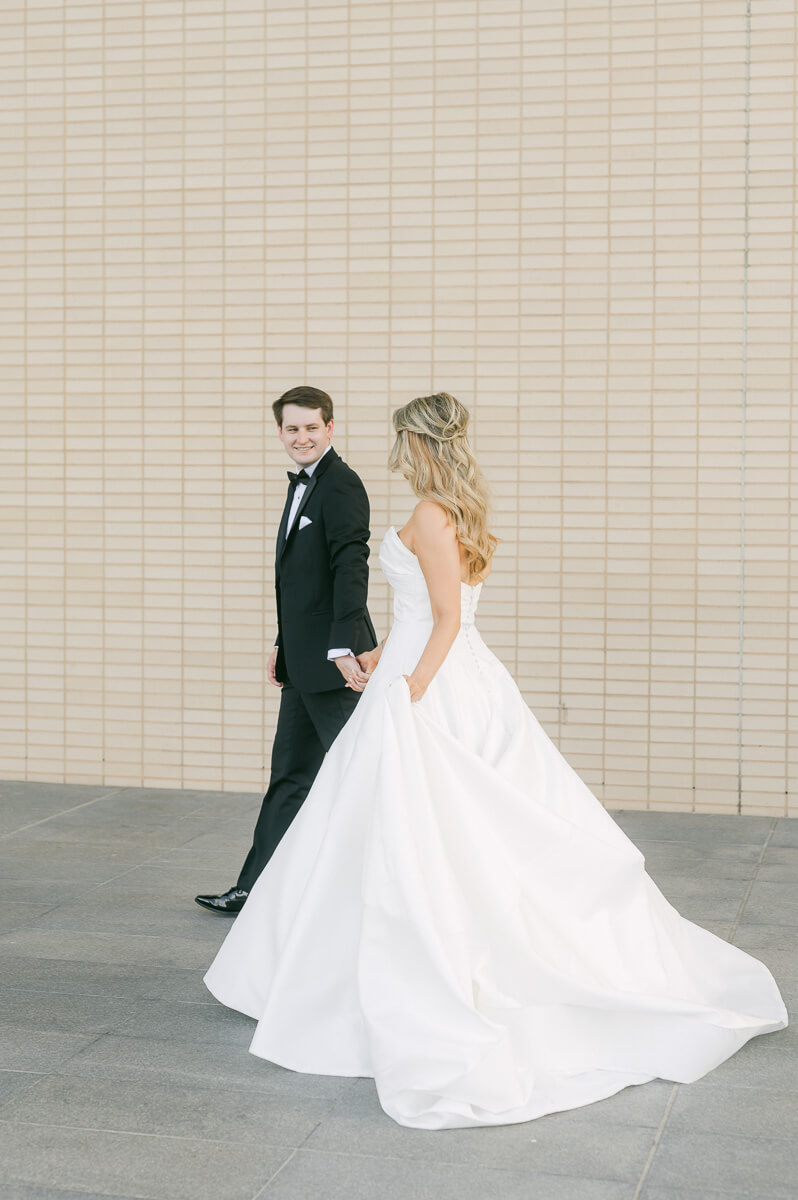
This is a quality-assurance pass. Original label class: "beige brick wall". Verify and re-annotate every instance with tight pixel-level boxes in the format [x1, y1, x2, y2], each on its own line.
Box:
[2, 0, 795, 814]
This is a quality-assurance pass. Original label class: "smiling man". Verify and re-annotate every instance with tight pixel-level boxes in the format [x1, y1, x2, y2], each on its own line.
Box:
[195, 385, 378, 915]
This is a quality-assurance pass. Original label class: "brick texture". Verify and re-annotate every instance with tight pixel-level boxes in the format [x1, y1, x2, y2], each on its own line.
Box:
[1, 0, 795, 814]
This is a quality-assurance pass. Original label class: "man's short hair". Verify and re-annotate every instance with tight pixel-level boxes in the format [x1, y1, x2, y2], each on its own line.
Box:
[272, 386, 333, 427]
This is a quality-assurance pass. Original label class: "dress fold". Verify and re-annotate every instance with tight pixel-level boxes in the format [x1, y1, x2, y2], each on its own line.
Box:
[204, 525, 788, 1129]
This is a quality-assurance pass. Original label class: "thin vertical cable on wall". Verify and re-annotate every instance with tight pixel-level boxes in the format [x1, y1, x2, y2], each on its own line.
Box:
[737, 0, 751, 815]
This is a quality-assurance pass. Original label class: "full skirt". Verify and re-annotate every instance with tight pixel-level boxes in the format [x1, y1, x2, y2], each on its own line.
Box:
[204, 617, 788, 1129]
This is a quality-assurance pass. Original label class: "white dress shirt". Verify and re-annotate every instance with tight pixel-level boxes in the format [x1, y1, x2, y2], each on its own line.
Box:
[282, 445, 352, 663]
[285, 444, 329, 534]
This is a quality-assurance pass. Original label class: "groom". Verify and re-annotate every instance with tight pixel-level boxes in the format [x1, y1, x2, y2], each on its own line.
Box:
[195, 386, 377, 915]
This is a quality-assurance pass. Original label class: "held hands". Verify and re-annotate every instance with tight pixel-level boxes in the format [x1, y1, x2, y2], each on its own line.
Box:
[342, 641, 386, 693]
[356, 646, 382, 677]
[334, 653, 371, 692]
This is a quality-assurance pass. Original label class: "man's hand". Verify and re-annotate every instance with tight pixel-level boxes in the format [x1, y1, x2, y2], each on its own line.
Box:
[333, 653, 370, 692]
[356, 646, 382, 677]
[267, 646, 282, 688]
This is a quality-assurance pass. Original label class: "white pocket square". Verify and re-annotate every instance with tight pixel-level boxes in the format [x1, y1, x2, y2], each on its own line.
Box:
[298, 515, 312, 530]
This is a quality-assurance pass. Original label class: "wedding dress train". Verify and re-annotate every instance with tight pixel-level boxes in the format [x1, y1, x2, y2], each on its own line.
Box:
[204, 525, 788, 1129]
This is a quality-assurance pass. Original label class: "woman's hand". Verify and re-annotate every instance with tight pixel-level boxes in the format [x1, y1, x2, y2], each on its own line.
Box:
[333, 653, 370, 692]
[403, 674, 427, 703]
[356, 645, 382, 677]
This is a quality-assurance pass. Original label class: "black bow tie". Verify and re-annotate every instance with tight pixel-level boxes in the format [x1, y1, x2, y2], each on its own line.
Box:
[287, 469, 310, 487]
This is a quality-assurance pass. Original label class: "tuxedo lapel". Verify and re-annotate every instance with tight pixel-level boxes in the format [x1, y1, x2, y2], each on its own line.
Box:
[275, 485, 293, 567]
[281, 473, 318, 554]
[277, 446, 340, 563]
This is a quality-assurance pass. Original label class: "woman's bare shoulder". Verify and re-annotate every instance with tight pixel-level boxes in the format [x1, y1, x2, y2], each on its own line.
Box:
[410, 499, 452, 532]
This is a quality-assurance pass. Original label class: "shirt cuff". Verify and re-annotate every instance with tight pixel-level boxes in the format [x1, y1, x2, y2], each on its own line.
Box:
[327, 648, 353, 660]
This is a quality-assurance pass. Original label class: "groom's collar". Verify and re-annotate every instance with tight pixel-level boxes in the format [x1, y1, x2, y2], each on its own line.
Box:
[301, 444, 338, 480]
[302, 444, 334, 478]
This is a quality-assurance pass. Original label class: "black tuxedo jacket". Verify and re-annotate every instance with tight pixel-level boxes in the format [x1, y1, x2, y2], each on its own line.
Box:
[274, 446, 377, 693]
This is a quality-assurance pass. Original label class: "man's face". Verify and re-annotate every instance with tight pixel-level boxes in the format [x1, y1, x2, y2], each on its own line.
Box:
[277, 404, 333, 467]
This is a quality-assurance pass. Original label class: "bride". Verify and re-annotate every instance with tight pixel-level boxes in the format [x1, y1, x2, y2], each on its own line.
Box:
[204, 391, 788, 1130]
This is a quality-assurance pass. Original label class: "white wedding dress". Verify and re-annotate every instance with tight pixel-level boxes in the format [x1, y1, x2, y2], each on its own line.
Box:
[204, 525, 788, 1129]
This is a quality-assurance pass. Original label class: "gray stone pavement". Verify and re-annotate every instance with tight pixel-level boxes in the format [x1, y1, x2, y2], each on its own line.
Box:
[0, 780, 795, 1200]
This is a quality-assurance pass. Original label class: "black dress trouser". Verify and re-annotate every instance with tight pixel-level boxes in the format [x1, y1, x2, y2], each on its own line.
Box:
[236, 677, 360, 892]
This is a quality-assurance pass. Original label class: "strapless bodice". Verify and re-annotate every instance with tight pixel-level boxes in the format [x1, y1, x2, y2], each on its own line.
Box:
[378, 526, 482, 626]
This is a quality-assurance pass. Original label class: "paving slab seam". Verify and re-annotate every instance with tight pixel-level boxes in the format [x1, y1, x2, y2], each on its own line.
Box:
[254, 1150, 649, 1197]
[274, 1116, 332, 1159]
[0, 1070, 48, 1114]
[48, 802, 256, 890]
[631, 1083, 679, 1200]
[728, 818, 778, 943]
[0, 968, 206, 1003]
[0, 787, 126, 841]
[0, 1175, 189, 1200]
[51, 1031, 110, 1075]
[250, 1147, 300, 1199]
[89, 831, 232, 888]
[1, 1184, 158, 1200]
[0, 900, 94, 937]
[264, 1142, 644, 1184]
[0, 1115, 301, 1153]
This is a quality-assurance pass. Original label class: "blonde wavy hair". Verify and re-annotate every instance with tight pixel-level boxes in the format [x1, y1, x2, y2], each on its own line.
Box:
[388, 392, 498, 582]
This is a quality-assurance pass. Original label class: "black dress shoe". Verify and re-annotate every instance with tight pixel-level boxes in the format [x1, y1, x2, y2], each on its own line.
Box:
[194, 887, 249, 916]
